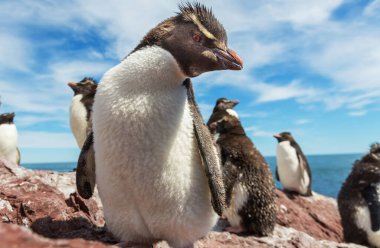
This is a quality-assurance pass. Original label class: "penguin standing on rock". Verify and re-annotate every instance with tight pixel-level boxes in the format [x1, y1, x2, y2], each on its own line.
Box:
[274, 132, 312, 196]
[68, 77, 97, 148]
[338, 143, 380, 248]
[85, 2, 243, 247]
[209, 114, 276, 236]
[0, 112, 20, 165]
[207, 97, 239, 128]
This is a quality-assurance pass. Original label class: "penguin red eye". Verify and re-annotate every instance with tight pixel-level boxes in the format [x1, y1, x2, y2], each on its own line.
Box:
[192, 34, 201, 43]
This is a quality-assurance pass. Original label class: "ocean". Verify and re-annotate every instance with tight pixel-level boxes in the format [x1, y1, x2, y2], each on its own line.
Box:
[22, 153, 362, 199]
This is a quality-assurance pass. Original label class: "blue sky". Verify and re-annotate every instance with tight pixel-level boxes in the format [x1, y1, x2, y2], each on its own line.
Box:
[0, 0, 379, 163]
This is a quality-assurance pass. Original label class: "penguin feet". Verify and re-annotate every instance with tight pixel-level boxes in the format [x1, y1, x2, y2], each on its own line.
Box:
[224, 225, 244, 234]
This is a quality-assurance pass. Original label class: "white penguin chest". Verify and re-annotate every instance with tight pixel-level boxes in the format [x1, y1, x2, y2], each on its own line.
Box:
[276, 141, 308, 192]
[69, 94, 88, 148]
[355, 184, 380, 247]
[226, 109, 239, 119]
[0, 124, 18, 163]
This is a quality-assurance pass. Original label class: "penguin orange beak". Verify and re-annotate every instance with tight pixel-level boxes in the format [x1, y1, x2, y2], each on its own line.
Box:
[231, 100, 239, 106]
[68, 82, 77, 89]
[212, 48, 243, 70]
[273, 134, 281, 139]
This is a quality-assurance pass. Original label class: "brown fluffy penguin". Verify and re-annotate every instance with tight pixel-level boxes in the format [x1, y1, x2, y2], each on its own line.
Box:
[210, 114, 276, 236]
[338, 143, 380, 247]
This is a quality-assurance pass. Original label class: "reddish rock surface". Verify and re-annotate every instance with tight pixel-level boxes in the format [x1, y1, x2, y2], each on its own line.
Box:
[275, 189, 343, 242]
[0, 159, 364, 247]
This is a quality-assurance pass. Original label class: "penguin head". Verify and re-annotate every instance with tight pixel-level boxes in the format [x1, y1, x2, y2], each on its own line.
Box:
[133, 2, 243, 77]
[209, 114, 243, 135]
[369, 143, 380, 161]
[68, 77, 98, 96]
[212, 98, 239, 113]
[0, 112, 15, 125]
[273, 132, 294, 143]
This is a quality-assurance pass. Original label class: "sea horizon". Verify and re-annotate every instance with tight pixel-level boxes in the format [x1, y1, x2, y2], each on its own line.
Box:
[22, 152, 363, 199]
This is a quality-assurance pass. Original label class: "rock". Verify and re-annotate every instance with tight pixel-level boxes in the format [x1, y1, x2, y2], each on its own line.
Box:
[0, 223, 116, 248]
[275, 189, 343, 242]
[0, 159, 364, 247]
[0, 159, 116, 244]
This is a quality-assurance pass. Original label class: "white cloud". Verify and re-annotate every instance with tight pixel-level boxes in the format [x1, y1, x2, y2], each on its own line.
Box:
[252, 80, 319, 103]
[198, 102, 214, 121]
[0, 33, 31, 72]
[19, 131, 77, 148]
[295, 119, 311, 125]
[245, 126, 274, 137]
[348, 111, 367, 117]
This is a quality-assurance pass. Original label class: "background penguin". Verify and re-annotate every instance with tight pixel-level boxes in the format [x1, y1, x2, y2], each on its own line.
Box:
[91, 2, 243, 247]
[274, 132, 312, 196]
[338, 143, 380, 247]
[207, 97, 239, 128]
[68, 77, 97, 148]
[209, 114, 276, 236]
[0, 112, 20, 165]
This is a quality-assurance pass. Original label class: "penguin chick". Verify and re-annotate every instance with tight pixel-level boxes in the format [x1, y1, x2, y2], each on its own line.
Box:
[68, 77, 97, 148]
[0, 112, 20, 165]
[338, 143, 380, 247]
[207, 97, 239, 128]
[273, 132, 312, 196]
[210, 114, 276, 236]
[91, 2, 243, 247]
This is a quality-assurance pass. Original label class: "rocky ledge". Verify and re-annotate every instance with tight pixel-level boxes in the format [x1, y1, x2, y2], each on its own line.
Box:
[0, 159, 364, 247]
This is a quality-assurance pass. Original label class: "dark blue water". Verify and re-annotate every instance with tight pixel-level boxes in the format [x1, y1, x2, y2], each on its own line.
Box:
[22, 153, 362, 198]
[23, 162, 76, 173]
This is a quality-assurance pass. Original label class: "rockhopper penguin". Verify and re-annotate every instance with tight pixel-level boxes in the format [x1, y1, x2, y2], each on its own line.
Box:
[274, 132, 312, 196]
[338, 143, 380, 247]
[68, 77, 97, 149]
[209, 114, 276, 236]
[207, 97, 239, 128]
[0, 112, 20, 165]
[88, 3, 243, 247]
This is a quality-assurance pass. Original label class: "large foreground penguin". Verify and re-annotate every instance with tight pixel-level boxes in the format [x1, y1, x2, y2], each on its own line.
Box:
[91, 3, 243, 247]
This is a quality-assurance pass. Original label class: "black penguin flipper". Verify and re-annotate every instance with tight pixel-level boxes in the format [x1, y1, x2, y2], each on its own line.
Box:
[361, 184, 380, 232]
[294, 143, 312, 196]
[16, 147, 21, 165]
[275, 167, 280, 181]
[183, 78, 226, 216]
[76, 131, 96, 199]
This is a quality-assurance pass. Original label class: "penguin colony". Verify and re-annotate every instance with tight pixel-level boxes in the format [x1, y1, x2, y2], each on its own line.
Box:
[0, 2, 378, 248]
[338, 143, 380, 248]
[209, 111, 276, 236]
